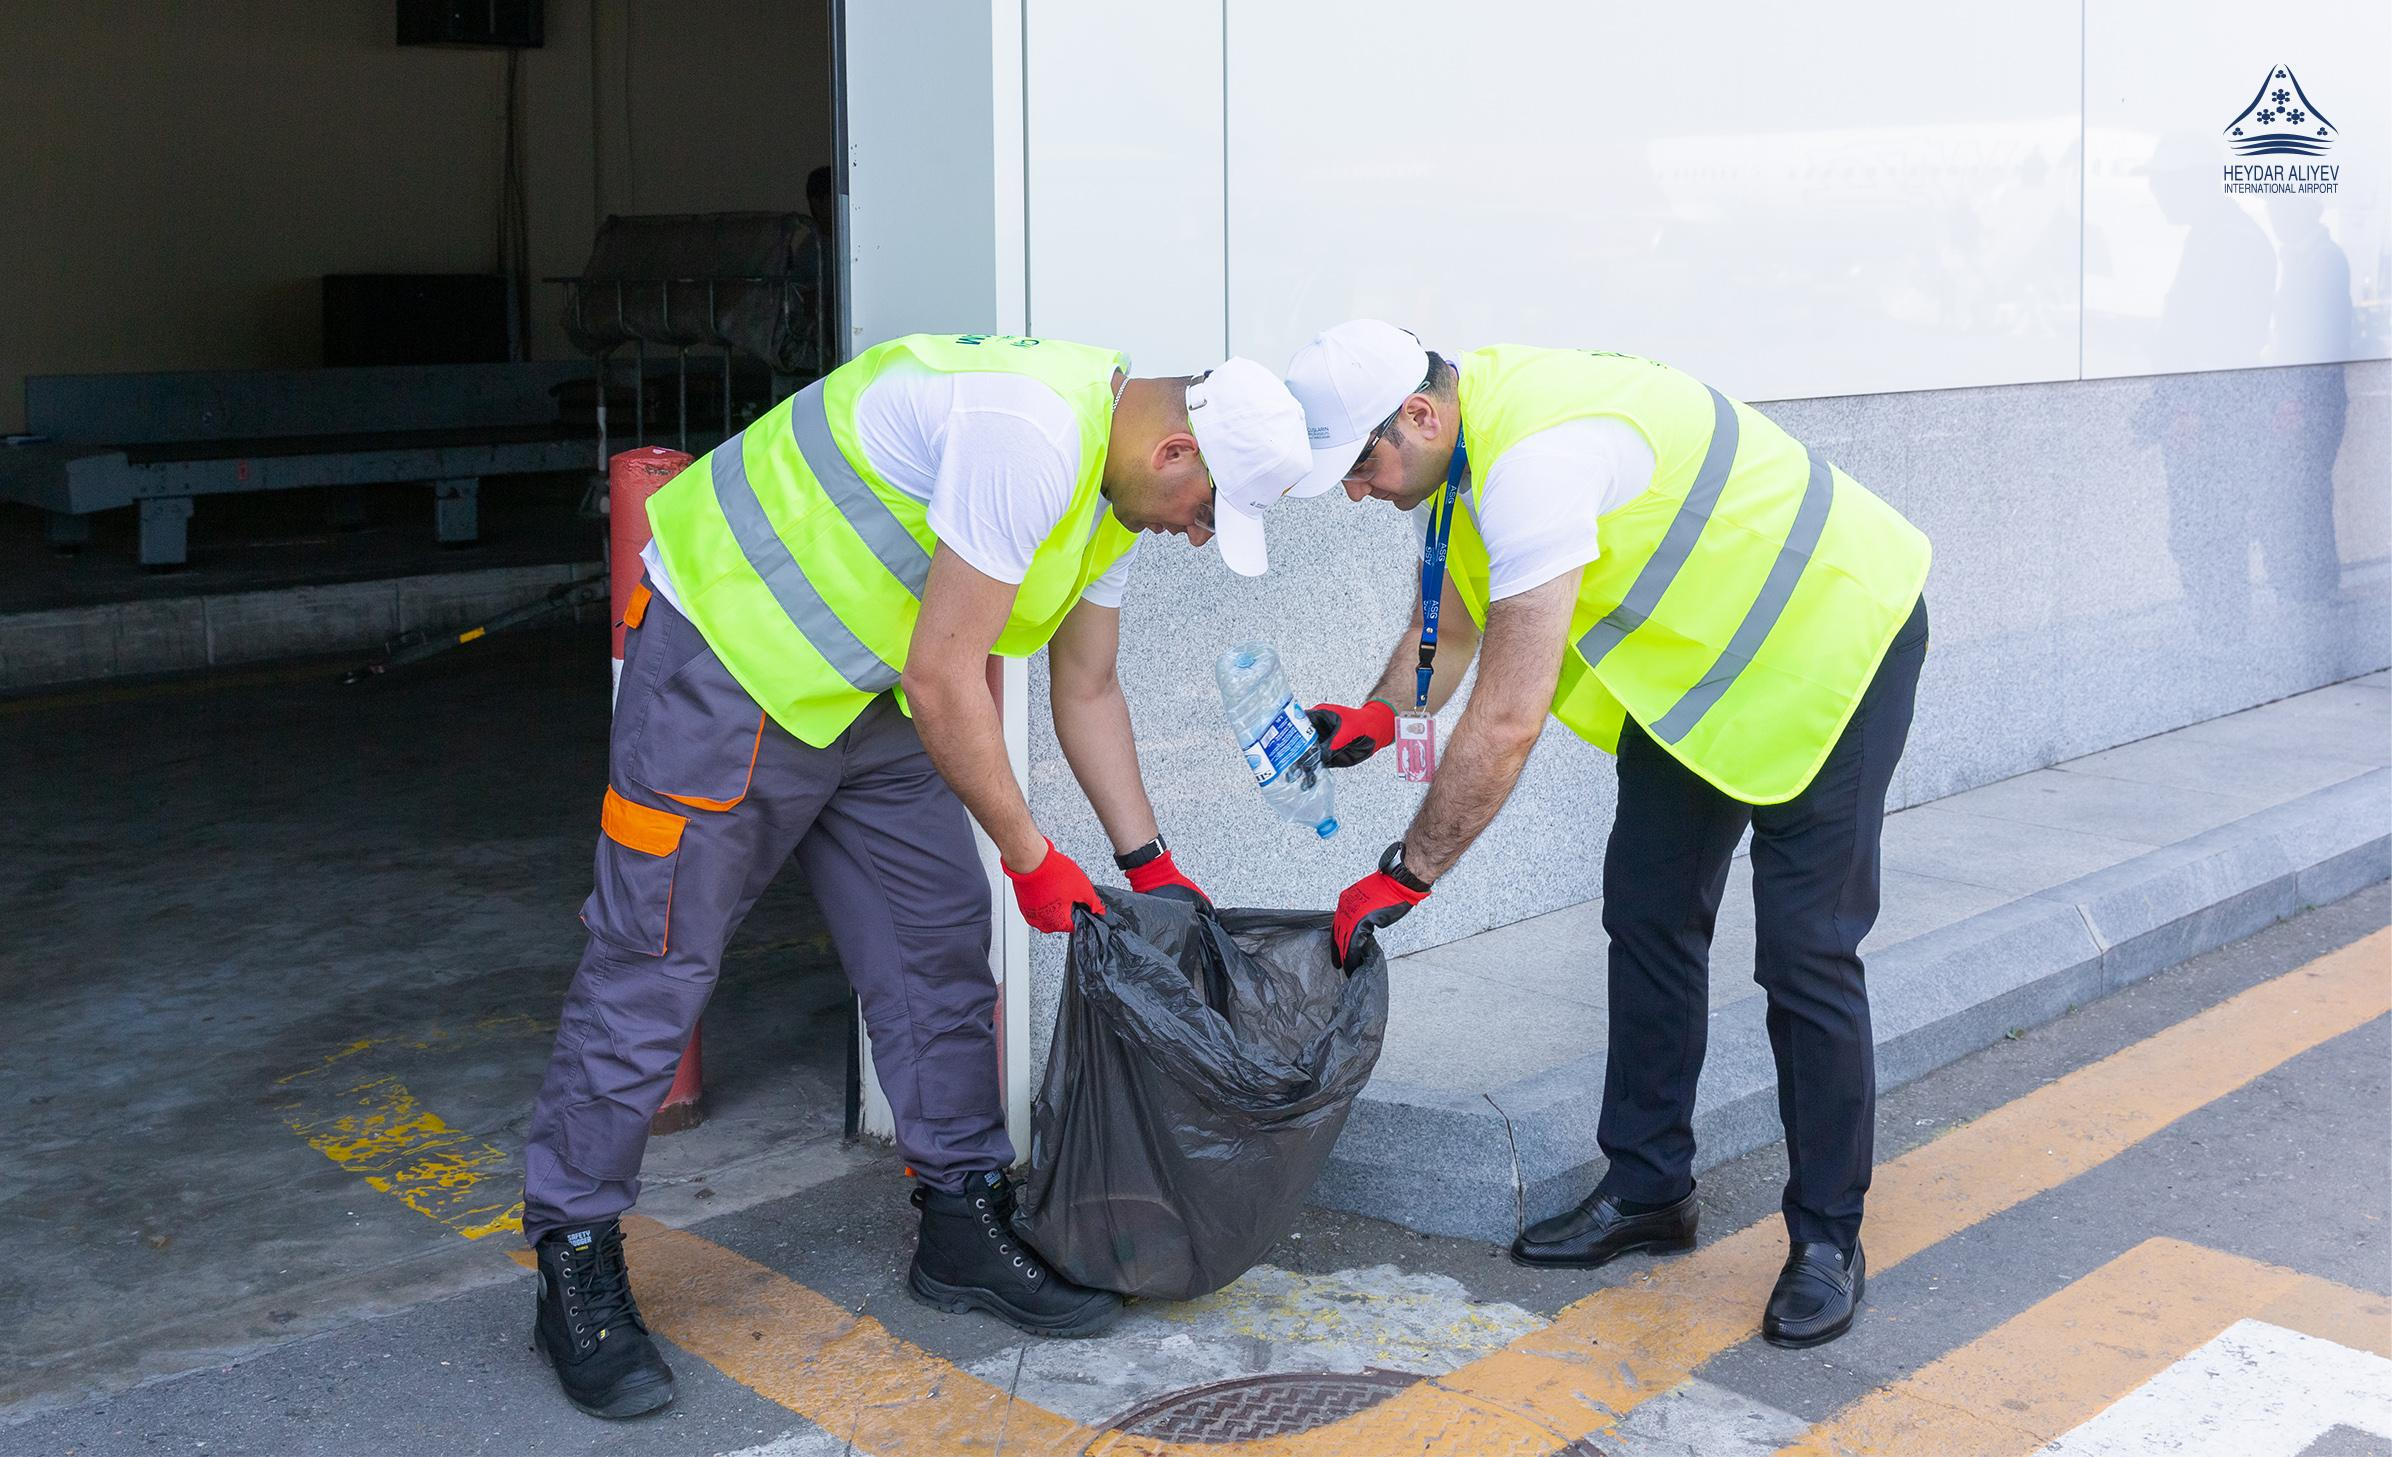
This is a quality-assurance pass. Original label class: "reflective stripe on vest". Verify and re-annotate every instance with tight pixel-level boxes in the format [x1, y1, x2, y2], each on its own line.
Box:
[709, 384, 919, 693]
[1646, 440, 1834, 743]
[1448, 344, 1931, 804]
[1575, 386, 1738, 672]
[1571, 384, 1841, 746]
[789, 384, 930, 593]
[644, 332, 1133, 748]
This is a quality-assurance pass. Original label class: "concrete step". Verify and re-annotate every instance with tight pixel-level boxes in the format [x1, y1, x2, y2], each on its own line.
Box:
[1317, 672, 2392, 1241]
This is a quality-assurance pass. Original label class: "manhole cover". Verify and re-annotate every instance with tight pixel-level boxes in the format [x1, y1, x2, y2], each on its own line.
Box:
[1095, 1369, 1421, 1445]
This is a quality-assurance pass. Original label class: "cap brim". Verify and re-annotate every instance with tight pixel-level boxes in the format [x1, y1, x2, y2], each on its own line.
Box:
[1212, 500, 1269, 576]
[1293, 442, 1357, 501]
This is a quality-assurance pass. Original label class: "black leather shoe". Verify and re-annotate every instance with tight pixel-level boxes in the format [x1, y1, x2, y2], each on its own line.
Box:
[531, 1220, 676, 1419]
[908, 1171, 1123, 1338]
[1510, 1187, 1699, 1269]
[1762, 1240, 1865, 1348]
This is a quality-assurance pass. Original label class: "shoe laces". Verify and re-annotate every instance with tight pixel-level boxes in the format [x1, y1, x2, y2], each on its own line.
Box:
[557, 1224, 643, 1352]
[972, 1182, 1047, 1287]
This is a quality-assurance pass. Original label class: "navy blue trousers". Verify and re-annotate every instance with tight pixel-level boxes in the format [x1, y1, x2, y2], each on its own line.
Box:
[1594, 599, 1928, 1250]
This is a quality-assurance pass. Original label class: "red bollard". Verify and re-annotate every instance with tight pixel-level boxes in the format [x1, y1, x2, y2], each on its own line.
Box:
[609, 447, 691, 696]
[651, 1023, 705, 1137]
[608, 447, 706, 1136]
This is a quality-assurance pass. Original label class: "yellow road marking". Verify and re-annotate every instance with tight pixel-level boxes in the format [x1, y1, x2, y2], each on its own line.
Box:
[513, 1217, 1096, 1455]
[276, 1023, 544, 1241]
[498, 929, 2389, 1456]
[2255, 1265, 2392, 1360]
[1432, 927, 2392, 1441]
[1776, 1239, 2392, 1455]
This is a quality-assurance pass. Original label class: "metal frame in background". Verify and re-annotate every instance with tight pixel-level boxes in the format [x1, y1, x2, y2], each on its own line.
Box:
[547, 270, 831, 462]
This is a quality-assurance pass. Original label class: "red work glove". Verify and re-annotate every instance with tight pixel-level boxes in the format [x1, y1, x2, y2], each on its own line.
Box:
[1126, 849, 1211, 907]
[1307, 699, 1398, 769]
[1334, 861, 1430, 971]
[1003, 839, 1104, 933]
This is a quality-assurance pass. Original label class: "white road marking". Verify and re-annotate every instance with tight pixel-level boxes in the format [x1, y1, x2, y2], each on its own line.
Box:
[2045, 1319, 2392, 1457]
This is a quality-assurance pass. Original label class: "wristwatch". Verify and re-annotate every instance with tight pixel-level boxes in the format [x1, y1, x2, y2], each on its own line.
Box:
[1379, 839, 1434, 894]
[1114, 835, 1168, 871]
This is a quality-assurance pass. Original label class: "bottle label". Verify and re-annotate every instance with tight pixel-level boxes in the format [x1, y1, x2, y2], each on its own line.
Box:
[1242, 695, 1317, 787]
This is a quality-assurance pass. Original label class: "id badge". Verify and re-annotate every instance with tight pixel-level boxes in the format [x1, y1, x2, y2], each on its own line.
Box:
[1395, 711, 1437, 783]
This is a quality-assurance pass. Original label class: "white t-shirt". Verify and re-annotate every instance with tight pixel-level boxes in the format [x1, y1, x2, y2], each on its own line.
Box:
[1417, 414, 1657, 600]
[642, 363, 1132, 613]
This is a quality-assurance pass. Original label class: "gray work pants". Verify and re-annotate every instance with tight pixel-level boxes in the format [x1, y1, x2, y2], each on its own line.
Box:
[522, 585, 1008, 1244]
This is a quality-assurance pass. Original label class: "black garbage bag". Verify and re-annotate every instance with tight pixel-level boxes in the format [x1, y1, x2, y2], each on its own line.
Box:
[1013, 888, 1389, 1301]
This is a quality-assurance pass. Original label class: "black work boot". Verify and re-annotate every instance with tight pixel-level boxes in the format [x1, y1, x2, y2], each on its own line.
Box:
[532, 1219, 676, 1418]
[907, 1171, 1123, 1338]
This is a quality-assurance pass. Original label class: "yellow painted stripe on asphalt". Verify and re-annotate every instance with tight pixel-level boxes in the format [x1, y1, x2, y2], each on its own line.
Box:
[498, 1216, 1565, 1457]
[276, 1039, 524, 1241]
[2255, 1267, 2392, 1359]
[1776, 1238, 2392, 1456]
[514, 1216, 1099, 1455]
[490, 929, 2386, 1456]
[1432, 928, 2392, 1442]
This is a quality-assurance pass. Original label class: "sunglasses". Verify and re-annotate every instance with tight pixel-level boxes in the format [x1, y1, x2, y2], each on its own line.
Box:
[1344, 417, 1396, 482]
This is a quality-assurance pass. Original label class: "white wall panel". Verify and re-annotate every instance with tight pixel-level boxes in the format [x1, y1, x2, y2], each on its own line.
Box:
[841, 0, 1034, 1152]
[843, 0, 1002, 352]
[1024, 0, 1226, 372]
[2083, 0, 2391, 379]
[1223, 0, 2079, 401]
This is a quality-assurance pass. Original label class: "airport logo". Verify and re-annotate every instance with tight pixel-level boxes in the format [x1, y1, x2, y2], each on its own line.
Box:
[2221, 64, 2339, 194]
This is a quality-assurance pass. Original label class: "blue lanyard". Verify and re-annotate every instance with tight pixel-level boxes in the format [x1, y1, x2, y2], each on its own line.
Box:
[1415, 430, 1468, 711]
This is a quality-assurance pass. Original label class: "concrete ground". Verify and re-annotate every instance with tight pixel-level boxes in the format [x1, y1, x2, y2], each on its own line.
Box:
[6, 867, 2385, 1452]
[0, 622, 872, 1416]
[3, 624, 2386, 1454]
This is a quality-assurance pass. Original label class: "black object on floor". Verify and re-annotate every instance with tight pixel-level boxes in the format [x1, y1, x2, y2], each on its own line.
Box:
[1015, 890, 1389, 1301]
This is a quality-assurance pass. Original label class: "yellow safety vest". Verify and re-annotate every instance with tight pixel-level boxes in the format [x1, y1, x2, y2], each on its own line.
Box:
[1444, 346, 1930, 804]
[646, 333, 1135, 747]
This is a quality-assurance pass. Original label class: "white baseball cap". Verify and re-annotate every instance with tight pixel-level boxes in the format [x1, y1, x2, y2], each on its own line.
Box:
[1284, 320, 1432, 499]
[1185, 356, 1321, 576]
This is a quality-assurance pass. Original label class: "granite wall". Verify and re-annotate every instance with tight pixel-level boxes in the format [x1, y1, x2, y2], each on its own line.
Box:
[1024, 360, 2390, 1069]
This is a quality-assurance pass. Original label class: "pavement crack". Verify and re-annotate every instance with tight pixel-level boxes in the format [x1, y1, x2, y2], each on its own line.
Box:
[992, 1345, 1028, 1456]
[1483, 1091, 1526, 1238]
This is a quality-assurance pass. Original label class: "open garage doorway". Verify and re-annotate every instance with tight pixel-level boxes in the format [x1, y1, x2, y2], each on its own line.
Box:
[0, 0, 868, 1415]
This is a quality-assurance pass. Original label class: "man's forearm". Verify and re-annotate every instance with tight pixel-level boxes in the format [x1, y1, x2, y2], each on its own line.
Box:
[1395, 569, 1576, 882]
[1365, 601, 1421, 705]
[1050, 676, 1161, 854]
[907, 671, 1045, 871]
[1400, 710, 1540, 881]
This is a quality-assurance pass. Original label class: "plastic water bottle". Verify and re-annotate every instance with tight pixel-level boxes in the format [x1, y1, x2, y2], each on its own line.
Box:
[1215, 642, 1338, 838]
